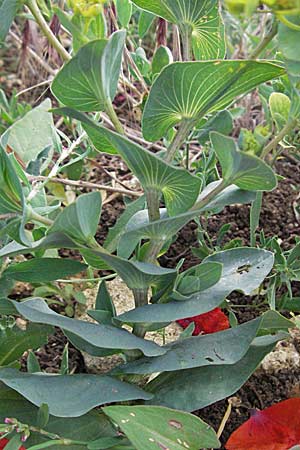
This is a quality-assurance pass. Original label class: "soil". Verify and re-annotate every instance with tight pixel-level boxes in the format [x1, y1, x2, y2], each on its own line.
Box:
[2, 40, 300, 447]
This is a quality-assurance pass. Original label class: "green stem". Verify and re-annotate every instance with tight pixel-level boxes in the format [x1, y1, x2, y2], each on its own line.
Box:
[132, 289, 149, 338]
[166, 120, 194, 164]
[249, 20, 278, 60]
[146, 190, 161, 222]
[181, 24, 192, 61]
[28, 208, 54, 226]
[261, 118, 298, 160]
[26, 0, 71, 62]
[105, 100, 125, 135]
[191, 179, 228, 211]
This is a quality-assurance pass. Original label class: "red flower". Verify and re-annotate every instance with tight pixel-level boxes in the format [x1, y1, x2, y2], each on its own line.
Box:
[226, 398, 300, 450]
[0, 438, 26, 450]
[176, 307, 230, 336]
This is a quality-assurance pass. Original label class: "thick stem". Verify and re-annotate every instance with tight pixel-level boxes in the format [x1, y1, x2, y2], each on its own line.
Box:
[146, 190, 161, 222]
[105, 100, 125, 135]
[26, 0, 71, 62]
[261, 119, 298, 160]
[249, 20, 278, 60]
[181, 25, 192, 61]
[166, 120, 194, 164]
[132, 289, 149, 338]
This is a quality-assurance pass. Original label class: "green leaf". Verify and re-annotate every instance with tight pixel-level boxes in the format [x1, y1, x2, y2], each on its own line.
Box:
[0, 324, 52, 367]
[142, 60, 285, 141]
[138, 10, 155, 38]
[0, 0, 19, 41]
[210, 132, 277, 191]
[4, 258, 87, 282]
[116, 0, 132, 27]
[146, 334, 285, 411]
[118, 248, 274, 323]
[95, 281, 116, 316]
[152, 46, 173, 76]
[0, 368, 152, 417]
[3, 434, 23, 450]
[53, 109, 201, 215]
[51, 31, 126, 112]
[197, 110, 233, 145]
[113, 311, 292, 375]
[1, 99, 55, 167]
[0, 146, 24, 215]
[12, 298, 165, 357]
[49, 192, 102, 245]
[0, 383, 119, 450]
[132, 0, 225, 60]
[36, 403, 50, 429]
[117, 185, 255, 258]
[103, 405, 220, 450]
[104, 195, 146, 253]
[27, 351, 41, 373]
[0, 297, 17, 315]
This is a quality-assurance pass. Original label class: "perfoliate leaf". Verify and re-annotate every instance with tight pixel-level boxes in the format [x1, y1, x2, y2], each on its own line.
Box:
[142, 61, 285, 141]
[4, 258, 87, 282]
[51, 31, 126, 112]
[132, 0, 225, 60]
[113, 311, 292, 375]
[52, 108, 202, 215]
[146, 335, 285, 411]
[12, 298, 166, 357]
[210, 132, 277, 191]
[103, 405, 220, 450]
[49, 192, 102, 245]
[0, 368, 152, 417]
[118, 248, 274, 323]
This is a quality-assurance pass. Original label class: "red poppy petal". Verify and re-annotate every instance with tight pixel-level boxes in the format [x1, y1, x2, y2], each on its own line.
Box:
[177, 308, 230, 336]
[0, 438, 26, 450]
[226, 399, 300, 450]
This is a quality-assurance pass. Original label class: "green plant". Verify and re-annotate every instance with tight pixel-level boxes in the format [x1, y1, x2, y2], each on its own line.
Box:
[1, 0, 300, 449]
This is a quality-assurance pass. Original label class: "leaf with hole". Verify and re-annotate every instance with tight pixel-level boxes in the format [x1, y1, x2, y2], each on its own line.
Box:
[103, 405, 220, 450]
[113, 311, 291, 375]
[118, 248, 274, 323]
[142, 60, 285, 141]
[146, 334, 286, 411]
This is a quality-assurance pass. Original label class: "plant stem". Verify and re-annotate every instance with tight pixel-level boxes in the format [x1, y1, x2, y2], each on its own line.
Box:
[146, 190, 161, 222]
[191, 179, 228, 211]
[249, 20, 278, 60]
[166, 120, 194, 163]
[26, 0, 71, 62]
[28, 208, 54, 226]
[105, 100, 125, 135]
[181, 25, 192, 61]
[132, 289, 149, 338]
[27, 175, 141, 198]
[261, 118, 298, 160]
